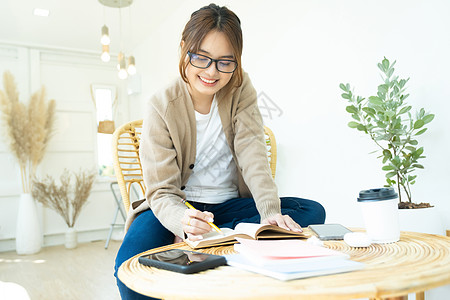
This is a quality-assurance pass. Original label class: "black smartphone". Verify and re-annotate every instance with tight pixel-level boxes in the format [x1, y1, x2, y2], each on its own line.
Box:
[138, 249, 226, 274]
[309, 224, 352, 240]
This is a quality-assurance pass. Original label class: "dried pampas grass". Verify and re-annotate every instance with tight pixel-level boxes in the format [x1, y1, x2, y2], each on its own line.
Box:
[0, 71, 56, 193]
[32, 169, 96, 228]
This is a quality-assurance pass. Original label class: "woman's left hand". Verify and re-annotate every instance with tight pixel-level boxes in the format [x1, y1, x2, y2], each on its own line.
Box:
[261, 214, 303, 232]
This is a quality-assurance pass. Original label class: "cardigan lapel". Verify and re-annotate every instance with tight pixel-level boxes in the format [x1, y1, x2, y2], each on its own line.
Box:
[217, 89, 235, 152]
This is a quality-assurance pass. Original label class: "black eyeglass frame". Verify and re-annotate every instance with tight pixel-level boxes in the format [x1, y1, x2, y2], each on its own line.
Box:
[187, 51, 238, 73]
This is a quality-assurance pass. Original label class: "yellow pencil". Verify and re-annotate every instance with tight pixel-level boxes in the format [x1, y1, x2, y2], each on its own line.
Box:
[181, 199, 224, 235]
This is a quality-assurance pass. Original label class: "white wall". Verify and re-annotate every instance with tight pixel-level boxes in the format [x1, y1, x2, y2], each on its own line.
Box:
[0, 43, 128, 251]
[1, 0, 448, 252]
[130, 0, 450, 231]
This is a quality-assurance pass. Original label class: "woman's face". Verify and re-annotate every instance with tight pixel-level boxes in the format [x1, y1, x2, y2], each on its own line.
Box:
[185, 30, 235, 101]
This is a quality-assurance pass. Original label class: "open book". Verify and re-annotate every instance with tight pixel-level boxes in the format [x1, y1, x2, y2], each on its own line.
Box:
[185, 222, 309, 249]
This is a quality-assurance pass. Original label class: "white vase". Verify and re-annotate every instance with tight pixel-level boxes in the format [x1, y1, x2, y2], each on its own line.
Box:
[399, 206, 445, 235]
[16, 193, 43, 255]
[65, 227, 77, 249]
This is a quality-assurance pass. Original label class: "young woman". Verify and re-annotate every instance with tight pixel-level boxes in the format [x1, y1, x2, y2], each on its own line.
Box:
[115, 4, 325, 299]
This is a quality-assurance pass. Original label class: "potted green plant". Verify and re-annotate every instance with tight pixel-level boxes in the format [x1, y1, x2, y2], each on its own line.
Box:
[339, 57, 434, 209]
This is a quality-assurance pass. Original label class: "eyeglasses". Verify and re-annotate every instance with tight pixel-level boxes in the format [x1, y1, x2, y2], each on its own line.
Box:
[187, 51, 238, 73]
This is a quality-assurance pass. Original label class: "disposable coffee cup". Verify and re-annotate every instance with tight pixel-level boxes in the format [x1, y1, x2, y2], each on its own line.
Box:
[358, 188, 400, 243]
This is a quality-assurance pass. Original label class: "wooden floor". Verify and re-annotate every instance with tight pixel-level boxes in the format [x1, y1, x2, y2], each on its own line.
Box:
[0, 240, 121, 300]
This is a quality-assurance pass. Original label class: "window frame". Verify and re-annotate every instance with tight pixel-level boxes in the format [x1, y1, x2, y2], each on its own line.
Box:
[91, 84, 117, 179]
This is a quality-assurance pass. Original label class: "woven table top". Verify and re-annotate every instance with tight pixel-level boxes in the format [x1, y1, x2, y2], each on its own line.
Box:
[118, 230, 450, 300]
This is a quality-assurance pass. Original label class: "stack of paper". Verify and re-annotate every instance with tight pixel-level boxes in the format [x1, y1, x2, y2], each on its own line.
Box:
[225, 238, 364, 281]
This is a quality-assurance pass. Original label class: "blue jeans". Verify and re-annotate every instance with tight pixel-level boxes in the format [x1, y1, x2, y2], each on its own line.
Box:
[114, 197, 325, 299]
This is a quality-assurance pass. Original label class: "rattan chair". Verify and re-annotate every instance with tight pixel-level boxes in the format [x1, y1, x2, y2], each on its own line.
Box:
[112, 120, 145, 213]
[264, 126, 277, 179]
[112, 119, 277, 212]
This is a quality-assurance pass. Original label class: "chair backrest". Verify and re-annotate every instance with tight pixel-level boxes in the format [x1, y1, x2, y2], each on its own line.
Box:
[112, 119, 145, 213]
[264, 126, 277, 179]
[112, 119, 277, 212]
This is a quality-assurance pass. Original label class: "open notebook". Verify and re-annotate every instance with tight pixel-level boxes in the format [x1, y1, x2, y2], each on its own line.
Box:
[185, 222, 309, 249]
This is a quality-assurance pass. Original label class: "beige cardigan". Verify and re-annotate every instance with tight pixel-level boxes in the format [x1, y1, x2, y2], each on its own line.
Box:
[125, 72, 281, 238]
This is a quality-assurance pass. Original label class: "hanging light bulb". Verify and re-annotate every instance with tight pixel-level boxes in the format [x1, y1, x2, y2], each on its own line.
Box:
[100, 25, 110, 45]
[118, 67, 128, 79]
[118, 52, 128, 79]
[127, 56, 136, 75]
[117, 52, 124, 70]
[98, 1, 136, 74]
[100, 44, 110, 62]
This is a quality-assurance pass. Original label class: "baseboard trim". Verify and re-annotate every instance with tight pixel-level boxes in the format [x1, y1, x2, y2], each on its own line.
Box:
[0, 227, 124, 253]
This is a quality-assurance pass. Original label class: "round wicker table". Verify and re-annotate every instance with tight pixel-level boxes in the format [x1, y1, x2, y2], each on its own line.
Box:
[118, 230, 450, 300]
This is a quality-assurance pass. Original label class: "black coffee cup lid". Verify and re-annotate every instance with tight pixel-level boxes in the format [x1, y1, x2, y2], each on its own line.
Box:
[357, 187, 398, 202]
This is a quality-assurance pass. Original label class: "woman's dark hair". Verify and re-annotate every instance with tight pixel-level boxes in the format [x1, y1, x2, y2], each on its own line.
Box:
[179, 4, 243, 94]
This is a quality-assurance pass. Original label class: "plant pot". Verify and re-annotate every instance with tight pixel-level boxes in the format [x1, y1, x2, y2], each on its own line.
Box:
[65, 227, 78, 249]
[16, 193, 43, 255]
[399, 206, 445, 235]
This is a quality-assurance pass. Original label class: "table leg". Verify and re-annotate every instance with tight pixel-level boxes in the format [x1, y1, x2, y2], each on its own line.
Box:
[378, 292, 424, 300]
[415, 291, 425, 300]
[372, 291, 424, 300]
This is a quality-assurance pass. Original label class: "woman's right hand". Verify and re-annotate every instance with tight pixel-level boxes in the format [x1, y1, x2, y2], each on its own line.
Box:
[182, 209, 215, 241]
